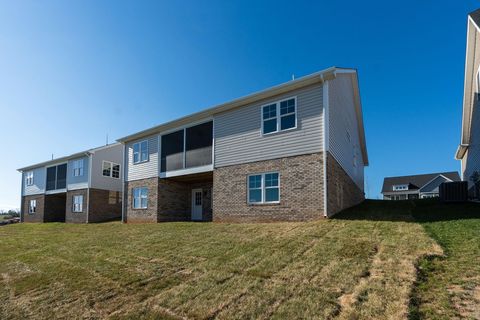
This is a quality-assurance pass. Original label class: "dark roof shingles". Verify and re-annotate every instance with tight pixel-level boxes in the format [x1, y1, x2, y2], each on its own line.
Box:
[381, 172, 460, 193]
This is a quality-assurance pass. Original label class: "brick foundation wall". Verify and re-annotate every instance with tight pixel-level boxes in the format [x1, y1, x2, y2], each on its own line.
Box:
[44, 193, 66, 222]
[326, 152, 364, 217]
[125, 178, 213, 223]
[157, 179, 190, 222]
[22, 194, 46, 222]
[125, 177, 159, 223]
[213, 153, 325, 222]
[65, 189, 89, 223]
[88, 188, 122, 223]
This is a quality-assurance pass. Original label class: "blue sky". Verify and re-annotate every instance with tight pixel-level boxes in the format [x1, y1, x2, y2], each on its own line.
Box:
[0, 1, 477, 209]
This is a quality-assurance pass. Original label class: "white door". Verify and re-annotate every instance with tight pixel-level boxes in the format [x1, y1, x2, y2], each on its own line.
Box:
[191, 189, 203, 221]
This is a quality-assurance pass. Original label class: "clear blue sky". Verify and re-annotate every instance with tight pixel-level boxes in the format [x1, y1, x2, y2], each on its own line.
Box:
[0, 1, 477, 210]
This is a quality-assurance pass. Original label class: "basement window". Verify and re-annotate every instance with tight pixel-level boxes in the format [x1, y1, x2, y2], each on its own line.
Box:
[133, 187, 148, 209]
[262, 97, 296, 135]
[248, 172, 280, 204]
[29, 200, 36, 214]
[72, 195, 83, 213]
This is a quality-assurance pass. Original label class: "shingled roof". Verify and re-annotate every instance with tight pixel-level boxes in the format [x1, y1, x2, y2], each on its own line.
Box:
[381, 172, 461, 193]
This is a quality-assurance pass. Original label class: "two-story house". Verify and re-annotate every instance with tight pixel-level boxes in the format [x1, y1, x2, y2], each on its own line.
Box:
[381, 172, 461, 200]
[118, 67, 368, 222]
[18, 143, 123, 223]
[456, 9, 480, 197]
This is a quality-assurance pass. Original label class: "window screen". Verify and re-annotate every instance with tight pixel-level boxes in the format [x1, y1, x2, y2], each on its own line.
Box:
[185, 121, 213, 168]
[161, 130, 184, 172]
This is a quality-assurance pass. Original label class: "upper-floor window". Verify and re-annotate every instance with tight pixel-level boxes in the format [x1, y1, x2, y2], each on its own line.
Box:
[133, 187, 148, 209]
[133, 140, 149, 164]
[25, 171, 34, 186]
[102, 161, 120, 179]
[248, 172, 280, 204]
[29, 199, 36, 214]
[72, 195, 83, 212]
[262, 97, 297, 134]
[73, 159, 84, 177]
[393, 184, 408, 191]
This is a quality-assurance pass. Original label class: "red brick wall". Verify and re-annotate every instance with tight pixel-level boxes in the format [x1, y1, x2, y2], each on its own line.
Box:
[22, 194, 46, 222]
[65, 189, 88, 223]
[88, 189, 122, 223]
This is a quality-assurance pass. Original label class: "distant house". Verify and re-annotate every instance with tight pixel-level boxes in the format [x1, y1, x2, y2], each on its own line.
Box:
[17, 143, 123, 223]
[456, 9, 480, 196]
[381, 172, 460, 200]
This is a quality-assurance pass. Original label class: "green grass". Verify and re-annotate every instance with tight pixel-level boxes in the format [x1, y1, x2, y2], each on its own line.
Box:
[0, 200, 479, 319]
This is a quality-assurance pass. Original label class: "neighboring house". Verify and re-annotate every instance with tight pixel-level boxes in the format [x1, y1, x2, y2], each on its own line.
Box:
[18, 143, 123, 223]
[118, 67, 368, 222]
[381, 172, 461, 200]
[456, 9, 480, 196]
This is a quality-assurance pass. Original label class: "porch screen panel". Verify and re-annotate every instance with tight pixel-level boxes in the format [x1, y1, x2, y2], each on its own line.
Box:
[185, 121, 212, 168]
[161, 130, 184, 172]
[46, 167, 57, 191]
[56, 163, 67, 189]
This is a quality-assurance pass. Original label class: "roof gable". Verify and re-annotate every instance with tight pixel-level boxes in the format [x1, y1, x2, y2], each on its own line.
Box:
[381, 172, 460, 193]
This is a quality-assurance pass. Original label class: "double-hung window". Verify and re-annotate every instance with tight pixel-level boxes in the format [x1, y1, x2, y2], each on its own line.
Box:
[25, 171, 34, 186]
[133, 140, 149, 164]
[133, 187, 148, 209]
[262, 97, 296, 134]
[248, 172, 280, 204]
[73, 159, 84, 177]
[72, 195, 83, 212]
[102, 161, 120, 179]
[29, 199, 36, 214]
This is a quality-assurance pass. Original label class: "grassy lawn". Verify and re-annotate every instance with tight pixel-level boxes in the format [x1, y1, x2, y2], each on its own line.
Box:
[0, 215, 13, 221]
[0, 200, 478, 319]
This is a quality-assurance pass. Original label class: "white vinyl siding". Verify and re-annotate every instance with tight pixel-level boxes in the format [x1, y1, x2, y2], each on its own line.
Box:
[248, 172, 280, 204]
[125, 135, 159, 182]
[215, 83, 323, 167]
[133, 187, 148, 209]
[328, 74, 365, 191]
[72, 195, 83, 212]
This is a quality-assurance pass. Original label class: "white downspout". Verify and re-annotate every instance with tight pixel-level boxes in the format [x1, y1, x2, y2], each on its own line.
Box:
[322, 79, 330, 217]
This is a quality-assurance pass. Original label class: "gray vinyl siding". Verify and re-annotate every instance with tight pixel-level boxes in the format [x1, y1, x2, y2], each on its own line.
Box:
[214, 83, 324, 167]
[23, 167, 46, 195]
[419, 175, 449, 193]
[125, 135, 159, 181]
[67, 156, 89, 190]
[463, 98, 480, 187]
[90, 144, 123, 191]
[328, 74, 364, 191]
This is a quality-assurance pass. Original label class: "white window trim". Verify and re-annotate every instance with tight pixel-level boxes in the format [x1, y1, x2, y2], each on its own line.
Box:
[72, 195, 83, 213]
[393, 184, 409, 191]
[133, 140, 149, 164]
[29, 199, 36, 214]
[247, 172, 280, 204]
[102, 161, 121, 179]
[132, 187, 148, 209]
[25, 171, 34, 186]
[73, 159, 84, 177]
[261, 96, 297, 136]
